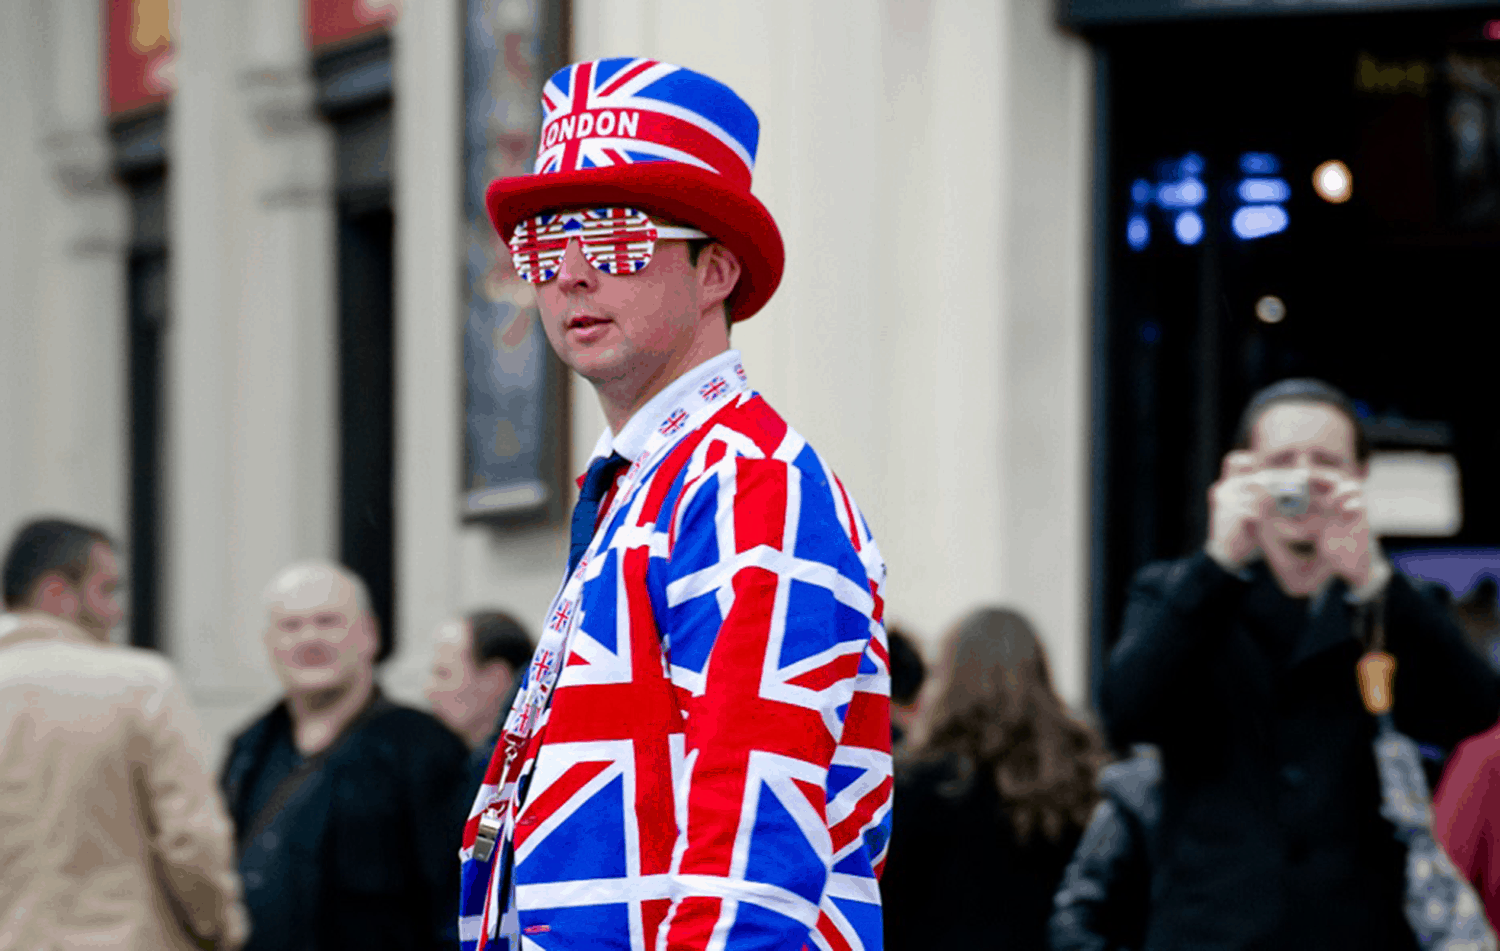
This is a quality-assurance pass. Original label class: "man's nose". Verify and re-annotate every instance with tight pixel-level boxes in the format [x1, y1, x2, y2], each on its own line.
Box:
[553, 237, 597, 287]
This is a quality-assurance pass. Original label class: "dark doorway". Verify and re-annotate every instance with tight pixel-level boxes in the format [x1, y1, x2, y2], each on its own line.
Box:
[126, 246, 167, 650]
[114, 112, 169, 651]
[318, 33, 397, 659]
[336, 205, 396, 660]
[1090, 10, 1500, 690]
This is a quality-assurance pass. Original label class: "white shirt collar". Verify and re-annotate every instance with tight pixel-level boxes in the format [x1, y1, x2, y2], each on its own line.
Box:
[586, 349, 745, 464]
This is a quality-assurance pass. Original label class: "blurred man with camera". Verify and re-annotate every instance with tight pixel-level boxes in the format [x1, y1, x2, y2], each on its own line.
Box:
[1101, 378, 1500, 951]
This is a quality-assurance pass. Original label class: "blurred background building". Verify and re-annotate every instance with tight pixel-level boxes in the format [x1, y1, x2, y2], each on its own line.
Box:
[2, 0, 1497, 756]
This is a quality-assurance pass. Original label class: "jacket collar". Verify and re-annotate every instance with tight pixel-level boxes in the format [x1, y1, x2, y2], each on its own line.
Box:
[587, 348, 745, 464]
[1291, 576, 1359, 667]
[1239, 564, 1358, 669]
[0, 612, 101, 650]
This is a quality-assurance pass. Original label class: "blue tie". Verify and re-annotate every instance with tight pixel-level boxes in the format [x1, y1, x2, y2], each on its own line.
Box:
[568, 452, 628, 576]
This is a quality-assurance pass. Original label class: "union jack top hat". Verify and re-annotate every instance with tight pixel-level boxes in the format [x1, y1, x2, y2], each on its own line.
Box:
[486, 58, 785, 321]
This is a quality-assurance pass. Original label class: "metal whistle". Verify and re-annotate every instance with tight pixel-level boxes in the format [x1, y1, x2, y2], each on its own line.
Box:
[473, 811, 503, 863]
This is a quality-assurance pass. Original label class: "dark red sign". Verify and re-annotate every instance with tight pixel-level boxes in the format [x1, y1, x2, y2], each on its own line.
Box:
[306, 0, 399, 49]
[104, 0, 174, 115]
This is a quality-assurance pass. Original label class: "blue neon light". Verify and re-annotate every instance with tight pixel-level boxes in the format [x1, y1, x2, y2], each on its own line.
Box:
[1237, 177, 1291, 203]
[1157, 178, 1206, 209]
[1127, 214, 1150, 251]
[1180, 152, 1205, 177]
[1231, 204, 1289, 240]
[1131, 179, 1152, 205]
[1175, 211, 1204, 245]
[1240, 152, 1281, 174]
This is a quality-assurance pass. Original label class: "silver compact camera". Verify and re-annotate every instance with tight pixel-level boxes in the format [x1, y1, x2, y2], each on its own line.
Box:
[1261, 469, 1311, 517]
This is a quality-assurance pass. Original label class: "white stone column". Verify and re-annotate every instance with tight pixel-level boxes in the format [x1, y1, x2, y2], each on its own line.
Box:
[169, 0, 339, 751]
[385, 0, 465, 704]
[0, 0, 128, 554]
[0, 0, 45, 545]
[998, 0, 1094, 704]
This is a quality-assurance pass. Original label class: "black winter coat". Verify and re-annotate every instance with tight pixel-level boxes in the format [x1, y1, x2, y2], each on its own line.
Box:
[1049, 754, 1161, 951]
[221, 693, 472, 951]
[882, 754, 1083, 950]
[1101, 553, 1500, 951]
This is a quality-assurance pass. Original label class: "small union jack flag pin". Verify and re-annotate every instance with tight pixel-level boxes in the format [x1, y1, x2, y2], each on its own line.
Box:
[734, 362, 747, 384]
[659, 408, 689, 436]
[549, 599, 574, 631]
[699, 376, 729, 401]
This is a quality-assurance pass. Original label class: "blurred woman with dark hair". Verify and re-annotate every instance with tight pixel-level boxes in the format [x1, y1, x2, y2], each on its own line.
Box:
[880, 606, 1107, 950]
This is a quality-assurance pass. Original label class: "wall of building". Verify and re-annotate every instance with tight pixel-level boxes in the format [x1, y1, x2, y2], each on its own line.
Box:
[0, 0, 1095, 764]
[0, 0, 128, 605]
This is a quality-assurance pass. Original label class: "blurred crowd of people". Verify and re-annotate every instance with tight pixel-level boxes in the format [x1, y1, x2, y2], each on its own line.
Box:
[0, 520, 535, 950]
[7, 374, 1500, 951]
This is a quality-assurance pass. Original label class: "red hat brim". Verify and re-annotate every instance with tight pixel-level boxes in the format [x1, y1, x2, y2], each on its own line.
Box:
[485, 163, 784, 322]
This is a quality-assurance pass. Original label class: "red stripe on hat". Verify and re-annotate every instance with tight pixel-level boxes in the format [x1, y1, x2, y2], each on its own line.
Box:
[559, 61, 593, 173]
[626, 111, 752, 187]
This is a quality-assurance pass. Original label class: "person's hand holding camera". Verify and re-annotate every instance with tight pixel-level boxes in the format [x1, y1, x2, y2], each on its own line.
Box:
[1206, 450, 1265, 571]
[1318, 476, 1375, 590]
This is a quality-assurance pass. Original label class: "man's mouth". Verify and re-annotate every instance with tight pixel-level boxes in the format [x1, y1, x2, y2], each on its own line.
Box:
[566, 314, 611, 330]
[292, 643, 335, 667]
[1287, 540, 1317, 560]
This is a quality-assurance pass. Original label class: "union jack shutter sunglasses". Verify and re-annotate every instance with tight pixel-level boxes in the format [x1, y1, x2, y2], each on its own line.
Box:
[508, 207, 709, 283]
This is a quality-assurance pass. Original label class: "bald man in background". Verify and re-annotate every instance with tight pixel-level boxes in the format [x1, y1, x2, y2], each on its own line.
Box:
[219, 562, 471, 951]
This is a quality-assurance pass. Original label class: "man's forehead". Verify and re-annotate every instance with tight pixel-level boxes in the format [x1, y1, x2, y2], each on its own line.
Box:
[1254, 401, 1355, 453]
[89, 542, 119, 574]
[265, 567, 357, 614]
[433, 618, 468, 645]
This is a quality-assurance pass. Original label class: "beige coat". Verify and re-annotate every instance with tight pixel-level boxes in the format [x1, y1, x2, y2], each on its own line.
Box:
[0, 613, 249, 951]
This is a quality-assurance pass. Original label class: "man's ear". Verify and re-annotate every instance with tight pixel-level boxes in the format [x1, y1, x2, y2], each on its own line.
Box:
[696, 243, 742, 314]
[28, 574, 80, 619]
[354, 613, 381, 664]
[475, 661, 512, 700]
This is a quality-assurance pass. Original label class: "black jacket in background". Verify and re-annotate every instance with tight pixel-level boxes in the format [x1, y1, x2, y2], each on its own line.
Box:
[1101, 553, 1500, 951]
[220, 692, 472, 951]
[882, 753, 1083, 951]
[1049, 753, 1161, 951]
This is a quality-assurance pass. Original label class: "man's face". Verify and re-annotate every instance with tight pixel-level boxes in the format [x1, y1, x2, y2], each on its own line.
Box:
[75, 542, 123, 641]
[1249, 401, 1364, 596]
[263, 575, 376, 696]
[425, 620, 516, 740]
[533, 215, 705, 387]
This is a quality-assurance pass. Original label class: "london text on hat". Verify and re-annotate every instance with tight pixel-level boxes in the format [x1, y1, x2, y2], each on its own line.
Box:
[485, 58, 785, 321]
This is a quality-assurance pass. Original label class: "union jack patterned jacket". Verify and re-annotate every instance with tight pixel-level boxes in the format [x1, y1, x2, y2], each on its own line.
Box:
[459, 351, 892, 951]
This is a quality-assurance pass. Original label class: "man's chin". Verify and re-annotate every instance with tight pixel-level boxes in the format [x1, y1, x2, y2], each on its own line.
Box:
[278, 668, 354, 696]
[1266, 554, 1331, 597]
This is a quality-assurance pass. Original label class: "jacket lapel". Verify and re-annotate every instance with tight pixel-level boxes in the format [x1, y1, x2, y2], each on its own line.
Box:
[1289, 577, 1359, 669]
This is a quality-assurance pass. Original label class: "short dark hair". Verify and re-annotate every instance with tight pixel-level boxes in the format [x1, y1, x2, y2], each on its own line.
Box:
[886, 625, 927, 706]
[1231, 378, 1370, 464]
[686, 238, 734, 327]
[3, 517, 114, 609]
[468, 610, 535, 673]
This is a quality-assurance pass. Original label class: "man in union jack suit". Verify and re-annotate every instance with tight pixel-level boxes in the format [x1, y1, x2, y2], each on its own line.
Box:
[458, 58, 893, 951]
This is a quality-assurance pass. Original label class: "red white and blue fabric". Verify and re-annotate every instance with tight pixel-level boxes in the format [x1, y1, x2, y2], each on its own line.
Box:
[458, 353, 892, 951]
[534, 58, 759, 186]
